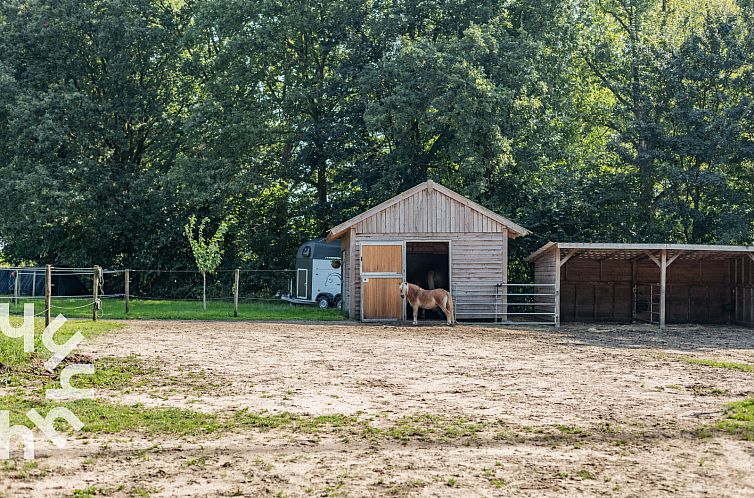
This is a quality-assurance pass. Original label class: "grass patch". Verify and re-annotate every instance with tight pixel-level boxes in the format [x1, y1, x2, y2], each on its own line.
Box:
[232, 410, 485, 443]
[5, 298, 344, 321]
[366, 413, 485, 443]
[77, 355, 155, 390]
[0, 318, 123, 368]
[577, 469, 597, 480]
[679, 356, 754, 373]
[0, 459, 47, 480]
[0, 394, 222, 436]
[0, 318, 127, 390]
[232, 410, 358, 433]
[557, 425, 591, 437]
[71, 485, 128, 497]
[715, 398, 754, 440]
[489, 478, 506, 488]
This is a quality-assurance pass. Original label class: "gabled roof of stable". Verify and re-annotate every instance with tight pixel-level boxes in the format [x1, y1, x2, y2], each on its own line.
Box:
[326, 180, 530, 241]
[527, 242, 754, 262]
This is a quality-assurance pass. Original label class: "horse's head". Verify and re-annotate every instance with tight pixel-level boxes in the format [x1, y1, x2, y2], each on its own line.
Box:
[399, 282, 408, 299]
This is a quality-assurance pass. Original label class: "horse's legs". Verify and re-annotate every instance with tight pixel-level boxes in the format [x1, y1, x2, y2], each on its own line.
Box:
[412, 304, 419, 325]
[437, 304, 452, 325]
[438, 296, 453, 325]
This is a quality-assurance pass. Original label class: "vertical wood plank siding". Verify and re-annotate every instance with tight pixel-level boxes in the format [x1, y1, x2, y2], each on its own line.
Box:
[534, 248, 753, 326]
[336, 186, 518, 321]
[533, 247, 557, 318]
[354, 190, 504, 234]
[352, 232, 505, 319]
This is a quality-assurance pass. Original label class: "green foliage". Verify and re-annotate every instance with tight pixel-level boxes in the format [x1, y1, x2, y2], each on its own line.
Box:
[0, 0, 751, 273]
[183, 215, 231, 275]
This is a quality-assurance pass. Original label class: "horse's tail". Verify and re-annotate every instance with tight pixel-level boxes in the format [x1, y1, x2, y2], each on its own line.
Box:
[446, 291, 454, 324]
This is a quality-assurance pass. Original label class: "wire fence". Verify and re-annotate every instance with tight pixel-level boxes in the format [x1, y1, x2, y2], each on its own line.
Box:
[0, 266, 310, 320]
[103, 269, 295, 302]
[1, 266, 558, 325]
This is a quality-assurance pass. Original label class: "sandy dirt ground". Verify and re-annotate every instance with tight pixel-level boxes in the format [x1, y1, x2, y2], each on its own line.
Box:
[2, 320, 754, 497]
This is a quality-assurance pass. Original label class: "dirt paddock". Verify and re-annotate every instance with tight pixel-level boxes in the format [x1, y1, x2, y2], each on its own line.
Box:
[4, 320, 754, 497]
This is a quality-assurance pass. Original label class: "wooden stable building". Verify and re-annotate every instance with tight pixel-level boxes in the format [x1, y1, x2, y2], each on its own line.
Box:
[326, 181, 529, 321]
[528, 242, 754, 328]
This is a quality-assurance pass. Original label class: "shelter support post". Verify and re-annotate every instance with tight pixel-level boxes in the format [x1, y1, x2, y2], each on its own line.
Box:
[645, 250, 684, 329]
[554, 250, 579, 328]
[655, 250, 683, 329]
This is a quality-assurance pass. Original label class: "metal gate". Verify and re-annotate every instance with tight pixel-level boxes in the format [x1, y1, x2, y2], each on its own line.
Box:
[453, 283, 557, 325]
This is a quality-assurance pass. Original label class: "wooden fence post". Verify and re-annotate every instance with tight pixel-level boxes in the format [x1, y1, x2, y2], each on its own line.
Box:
[45, 265, 52, 327]
[92, 266, 100, 322]
[234, 269, 240, 318]
[13, 270, 19, 306]
[124, 269, 130, 314]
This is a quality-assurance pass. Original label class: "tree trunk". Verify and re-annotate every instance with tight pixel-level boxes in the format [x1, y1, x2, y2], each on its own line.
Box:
[314, 150, 329, 235]
[202, 272, 207, 312]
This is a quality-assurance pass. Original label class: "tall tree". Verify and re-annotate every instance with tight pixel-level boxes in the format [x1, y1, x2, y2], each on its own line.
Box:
[0, 0, 194, 267]
[655, 9, 754, 242]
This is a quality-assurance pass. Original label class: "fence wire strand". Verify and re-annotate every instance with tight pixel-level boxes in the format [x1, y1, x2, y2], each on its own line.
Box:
[1, 265, 302, 318]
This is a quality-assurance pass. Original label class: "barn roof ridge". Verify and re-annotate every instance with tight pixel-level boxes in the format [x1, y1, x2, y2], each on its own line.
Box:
[527, 241, 754, 262]
[326, 180, 530, 240]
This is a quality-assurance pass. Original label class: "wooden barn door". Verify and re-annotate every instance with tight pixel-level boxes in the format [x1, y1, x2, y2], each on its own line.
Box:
[361, 242, 404, 321]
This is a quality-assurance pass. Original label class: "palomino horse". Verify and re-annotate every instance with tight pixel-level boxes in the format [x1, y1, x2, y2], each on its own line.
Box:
[399, 282, 454, 325]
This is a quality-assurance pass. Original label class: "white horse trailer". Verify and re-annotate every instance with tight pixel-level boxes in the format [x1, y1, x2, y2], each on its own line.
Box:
[281, 238, 342, 309]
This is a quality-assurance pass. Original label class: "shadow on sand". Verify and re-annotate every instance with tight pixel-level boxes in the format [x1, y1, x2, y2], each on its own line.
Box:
[541, 323, 754, 352]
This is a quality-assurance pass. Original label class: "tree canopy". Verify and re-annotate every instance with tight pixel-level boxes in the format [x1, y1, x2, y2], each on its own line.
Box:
[0, 0, 751, 273]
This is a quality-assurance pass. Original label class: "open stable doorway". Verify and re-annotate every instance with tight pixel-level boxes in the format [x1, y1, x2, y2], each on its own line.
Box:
[405, 241, 450, 321]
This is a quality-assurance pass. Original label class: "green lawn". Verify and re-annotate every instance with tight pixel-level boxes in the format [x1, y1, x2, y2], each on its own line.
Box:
[0, 318, 125, 368]
[2, 297, 344, 321]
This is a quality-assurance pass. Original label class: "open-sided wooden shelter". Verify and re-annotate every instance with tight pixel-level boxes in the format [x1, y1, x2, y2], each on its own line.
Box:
[326, 181, 529, 321]
[528, 242, 754, 328]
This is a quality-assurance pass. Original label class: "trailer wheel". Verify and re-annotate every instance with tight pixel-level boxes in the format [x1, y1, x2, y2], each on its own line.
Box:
[334, 298, 343, 311]
[317, 296, 331, 309]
